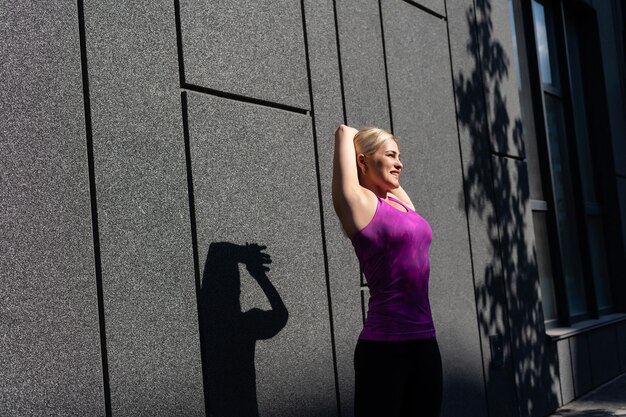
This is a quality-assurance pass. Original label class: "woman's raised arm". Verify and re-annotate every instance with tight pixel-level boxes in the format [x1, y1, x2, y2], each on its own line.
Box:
[332, 124, 360, 211]
[332, 125, 374, 237]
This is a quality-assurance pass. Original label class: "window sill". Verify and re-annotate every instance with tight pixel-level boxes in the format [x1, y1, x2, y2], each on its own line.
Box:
[546, 313, 626, 341]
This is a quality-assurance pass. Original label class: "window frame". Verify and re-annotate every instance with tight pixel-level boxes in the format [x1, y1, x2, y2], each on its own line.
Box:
[520, 0, 616, 327]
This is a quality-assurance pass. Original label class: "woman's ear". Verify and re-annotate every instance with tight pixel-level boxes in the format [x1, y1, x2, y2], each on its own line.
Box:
[357, 154, 367, 174]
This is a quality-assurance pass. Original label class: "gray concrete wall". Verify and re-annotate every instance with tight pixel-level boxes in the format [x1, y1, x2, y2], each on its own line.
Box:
[84, 1, 205, 415]
[2, 0, 625, 416]
[0, 2, 105, 416]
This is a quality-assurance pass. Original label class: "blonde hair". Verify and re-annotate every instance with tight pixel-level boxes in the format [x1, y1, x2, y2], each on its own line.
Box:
[353, 127, 398, 157]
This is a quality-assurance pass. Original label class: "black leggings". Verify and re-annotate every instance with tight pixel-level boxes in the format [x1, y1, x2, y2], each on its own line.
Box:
[354, 338, 442, 417]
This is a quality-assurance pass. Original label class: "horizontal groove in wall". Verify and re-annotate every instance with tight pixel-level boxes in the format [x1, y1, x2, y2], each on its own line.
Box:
[530, 199, 549, 211]
[401, 0, 446, 21]
[492, 151, 525, 162]
[181, 83, 311, 116]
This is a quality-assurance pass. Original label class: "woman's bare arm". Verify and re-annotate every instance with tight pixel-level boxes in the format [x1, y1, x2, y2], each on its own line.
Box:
[332, 125, 360, 210]
[331, 125, 375, 237]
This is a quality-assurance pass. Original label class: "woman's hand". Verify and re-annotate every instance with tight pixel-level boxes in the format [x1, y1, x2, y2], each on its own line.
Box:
[335, 124, 359, 138]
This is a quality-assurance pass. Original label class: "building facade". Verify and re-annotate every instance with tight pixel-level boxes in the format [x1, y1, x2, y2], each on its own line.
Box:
[1, 0, 625, 416]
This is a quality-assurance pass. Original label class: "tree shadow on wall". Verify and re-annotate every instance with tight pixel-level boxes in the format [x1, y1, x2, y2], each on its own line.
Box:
[454, 0, 560, 416]
[198, 242, 288, 417]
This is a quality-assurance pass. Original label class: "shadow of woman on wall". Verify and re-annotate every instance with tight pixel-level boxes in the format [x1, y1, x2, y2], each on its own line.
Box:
[198, 242, 288, 417]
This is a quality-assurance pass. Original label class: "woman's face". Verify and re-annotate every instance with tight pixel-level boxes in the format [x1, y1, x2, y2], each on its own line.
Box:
[362, 139, 403, 189]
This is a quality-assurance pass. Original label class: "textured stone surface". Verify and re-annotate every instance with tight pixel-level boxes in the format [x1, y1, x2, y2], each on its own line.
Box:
[0, 2, 105, 416]
[446, 0, 519, 415]
[382, 1, 487, 415]
[179, 0, 309, 110]
[335, 0, 390, 129]
[588, 326, 620, 386]
[493, 156, 560, 417]
[302, 0, 361, 415]
[186, 92, 337, 416]
[570, 334, 593, 397]
[558, 339, 575, 405]
[84, 1, 205, 415]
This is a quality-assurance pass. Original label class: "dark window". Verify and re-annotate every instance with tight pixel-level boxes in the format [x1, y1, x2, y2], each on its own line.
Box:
[527, 0, 615, 326]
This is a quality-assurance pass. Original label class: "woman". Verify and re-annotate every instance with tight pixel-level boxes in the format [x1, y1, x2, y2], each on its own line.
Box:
[332, 125, 442, 417]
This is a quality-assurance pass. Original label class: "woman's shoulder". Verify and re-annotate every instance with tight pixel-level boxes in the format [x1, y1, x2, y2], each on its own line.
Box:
[338, 187, 379, 239]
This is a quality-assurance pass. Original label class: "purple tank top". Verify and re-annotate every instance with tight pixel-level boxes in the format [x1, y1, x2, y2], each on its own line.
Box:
[351, 194, 435, 341]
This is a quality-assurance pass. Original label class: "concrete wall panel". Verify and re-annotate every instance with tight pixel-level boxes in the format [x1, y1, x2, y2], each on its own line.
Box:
[335, 0, 390, 128]
[85, 2, 205, 415]
[179, 0, 309, 110]
[570, 334, 592, 397]
[557, 339, 575, 405]
[0, 3, 105, 416]
[588, 326, 620, 385]
[382, 1, 487, 415]
[186, 92, 337, 416]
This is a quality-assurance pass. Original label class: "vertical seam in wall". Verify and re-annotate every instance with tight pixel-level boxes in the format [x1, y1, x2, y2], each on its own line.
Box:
[377, 0, 394, 133]
[180, 92, 210, 416]
[77, 1, 112, 416]
[442, 1, 490, 415]
[174, 0, 186, 85]
[174, 2, 209, 413]
[300, 2, 342, 415]
[331, 0, 347, 124]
